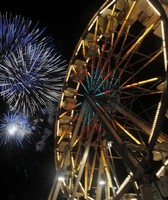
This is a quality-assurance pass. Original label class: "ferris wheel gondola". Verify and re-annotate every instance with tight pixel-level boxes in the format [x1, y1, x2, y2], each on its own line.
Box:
[49, 0, 168, 199]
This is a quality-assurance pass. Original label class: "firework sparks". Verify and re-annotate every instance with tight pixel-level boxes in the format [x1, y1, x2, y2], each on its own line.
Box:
[0, 12, 51, 60]
[0, 112, 31, 147]
[0, 43, 66, 114]
[0, 12, 67, 115]
[0, 12, 66, 158]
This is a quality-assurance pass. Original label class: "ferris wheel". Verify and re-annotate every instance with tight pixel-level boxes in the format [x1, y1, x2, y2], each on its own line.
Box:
[49, 0, 168, 199]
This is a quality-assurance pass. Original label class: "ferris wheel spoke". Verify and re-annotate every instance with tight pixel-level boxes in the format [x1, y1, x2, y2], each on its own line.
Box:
[50, 0, 168, 199]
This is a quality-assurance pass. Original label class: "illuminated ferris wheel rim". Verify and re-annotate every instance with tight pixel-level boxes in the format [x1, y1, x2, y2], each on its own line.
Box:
[57, 0, 168, 131]
[62, 1, 167, 90]
[52, 0, 167, 198]
[69, 0, 168, 65]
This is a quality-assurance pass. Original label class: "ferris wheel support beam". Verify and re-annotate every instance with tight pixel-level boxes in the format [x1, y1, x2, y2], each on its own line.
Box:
[70, 114, 98, 200]
[86, 95, 150, 199]
[49, 0, 168, 199]
[49, 100, 88, 200]
[86, 95, 159, 200]
[86, 95, 140, 175]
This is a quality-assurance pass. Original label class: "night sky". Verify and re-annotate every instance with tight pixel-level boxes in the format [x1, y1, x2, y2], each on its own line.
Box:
[0, 1, 105, 200]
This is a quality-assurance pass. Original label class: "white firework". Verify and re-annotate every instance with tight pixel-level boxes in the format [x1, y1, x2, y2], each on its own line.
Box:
[0, 43, 67, 115]
[0, 112, 32, 147]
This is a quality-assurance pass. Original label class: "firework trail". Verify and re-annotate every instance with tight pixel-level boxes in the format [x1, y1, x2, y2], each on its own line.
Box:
[0, 43, 66, 115]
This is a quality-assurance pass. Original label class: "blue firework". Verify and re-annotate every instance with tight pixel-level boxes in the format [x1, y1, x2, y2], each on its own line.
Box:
[0, 112, 31, 147]
[0, 43, 66, 114]
[0, 12, 51, 60]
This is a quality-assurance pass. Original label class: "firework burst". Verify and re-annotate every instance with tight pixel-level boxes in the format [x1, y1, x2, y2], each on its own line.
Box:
[0, 12, 51, 60]
[0, 111, 31, 147]
[0, 43, 66, 114]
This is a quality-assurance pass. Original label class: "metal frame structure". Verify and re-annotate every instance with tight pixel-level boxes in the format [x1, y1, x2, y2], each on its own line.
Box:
[49, 0, 168, 199]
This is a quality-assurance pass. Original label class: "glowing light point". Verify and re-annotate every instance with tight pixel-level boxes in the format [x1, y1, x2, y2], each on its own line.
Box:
[99, 180, 106, 185]
[58, 176, 65, 182]
[7, 123, 18, 136]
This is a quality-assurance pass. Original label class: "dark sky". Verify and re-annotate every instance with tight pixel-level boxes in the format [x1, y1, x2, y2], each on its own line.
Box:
[0, 1, 105, 200]
[0, 0, 105, 60]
